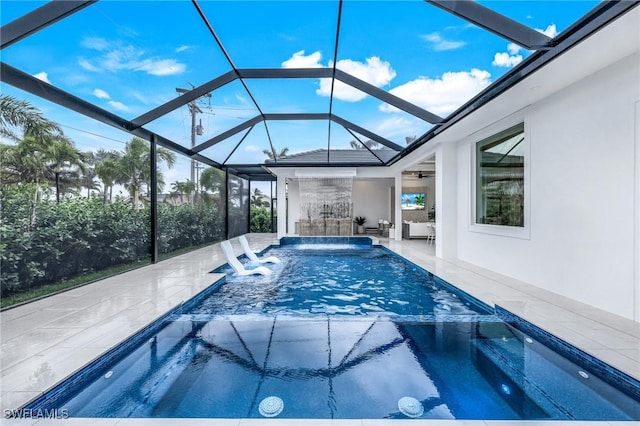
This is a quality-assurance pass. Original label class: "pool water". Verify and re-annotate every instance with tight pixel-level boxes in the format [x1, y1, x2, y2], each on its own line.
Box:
[58, 317, 638, 419]
[23, 239, 640, 420]
[208, 245, 491, 317]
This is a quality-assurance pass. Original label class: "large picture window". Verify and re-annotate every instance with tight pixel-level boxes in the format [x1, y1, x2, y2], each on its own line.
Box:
[476, 123, 525, 227]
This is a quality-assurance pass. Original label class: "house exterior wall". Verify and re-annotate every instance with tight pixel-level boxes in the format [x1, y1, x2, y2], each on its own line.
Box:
[455, 53, 640, 320]
[352, 179, 394, 226]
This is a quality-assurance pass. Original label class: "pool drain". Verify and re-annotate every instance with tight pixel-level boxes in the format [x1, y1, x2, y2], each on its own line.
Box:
[398, 396, 423, 418]
[259, 396, 284, 417]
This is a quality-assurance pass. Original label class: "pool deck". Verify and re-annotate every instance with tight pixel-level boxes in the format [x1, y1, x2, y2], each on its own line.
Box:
[1, 234, 638, 425]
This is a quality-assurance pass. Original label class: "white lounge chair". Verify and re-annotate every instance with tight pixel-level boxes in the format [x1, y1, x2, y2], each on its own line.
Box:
[220, 240, 272, 276]
[239, 235, 281, 264]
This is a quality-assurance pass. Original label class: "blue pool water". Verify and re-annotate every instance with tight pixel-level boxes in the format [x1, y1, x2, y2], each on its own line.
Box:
[23, 238, 640, 420]
[207, 243, 490, 317]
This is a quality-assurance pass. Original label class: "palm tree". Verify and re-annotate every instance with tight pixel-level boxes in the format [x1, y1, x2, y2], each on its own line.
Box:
[79, 159, 101, 199]
[1, 134, 86, 203]
[95, 151, 122, 205]
[117, 137, 175, 208]
[263, 147, 289, 160]
[0, 94, 61, 142]
[350, 139, 379, 150]
[170, 180, 196, 205]
[250, 188, 266, 208]
[1, 137, 48, 186]
[44, 136, 87, 203]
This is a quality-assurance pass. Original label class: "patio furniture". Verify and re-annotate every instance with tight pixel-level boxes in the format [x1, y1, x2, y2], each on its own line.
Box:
[238, 236, 281, 264]
[220, 240, 272, 276]
[426, 223, 436, 246]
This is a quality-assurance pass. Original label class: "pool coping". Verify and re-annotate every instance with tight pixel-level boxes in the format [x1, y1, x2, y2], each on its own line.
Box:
[1, 234, 639, 425]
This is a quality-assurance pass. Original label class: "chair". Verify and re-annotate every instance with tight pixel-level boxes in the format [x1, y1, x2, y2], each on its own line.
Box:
[220, 240, 272, 276]
[425, 223, 436, 246]
[239, 235, 281, 264]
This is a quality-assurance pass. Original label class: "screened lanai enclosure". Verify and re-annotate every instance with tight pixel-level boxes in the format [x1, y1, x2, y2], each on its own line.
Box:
[1, 0, 637, 302]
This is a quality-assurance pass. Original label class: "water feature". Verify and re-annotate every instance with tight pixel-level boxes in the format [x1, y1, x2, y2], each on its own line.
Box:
[298, 177, 353, 236]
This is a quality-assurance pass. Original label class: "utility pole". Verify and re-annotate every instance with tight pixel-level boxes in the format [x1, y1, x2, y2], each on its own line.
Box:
[176, 86, 211, 204]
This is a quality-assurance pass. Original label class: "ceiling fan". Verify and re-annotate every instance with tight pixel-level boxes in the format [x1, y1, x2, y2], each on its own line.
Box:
[416, 172, 434, 179]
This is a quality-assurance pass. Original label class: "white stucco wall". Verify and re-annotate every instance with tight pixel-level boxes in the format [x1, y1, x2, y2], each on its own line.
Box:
[455, 53, 640, 319]
[352, 178, 394, 226]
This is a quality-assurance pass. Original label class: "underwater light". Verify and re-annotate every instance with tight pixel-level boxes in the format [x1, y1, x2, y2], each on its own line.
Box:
[500, 384, 511, 395]
[259, 396, 284, 417]
[398, 396, 424, 418]
[578, 370, 590, 379]
[103, 371, 113, 379]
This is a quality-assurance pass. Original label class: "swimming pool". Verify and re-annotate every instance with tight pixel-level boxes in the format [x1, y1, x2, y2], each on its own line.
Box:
[207, 239, 491, 317]
[21, 238, 640, 420]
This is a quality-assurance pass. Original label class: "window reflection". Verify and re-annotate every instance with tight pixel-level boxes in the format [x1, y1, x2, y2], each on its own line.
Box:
[476, 124, 525, 227]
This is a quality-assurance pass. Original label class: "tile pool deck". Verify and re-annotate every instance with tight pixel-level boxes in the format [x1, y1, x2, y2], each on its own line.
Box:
[1, 234, 638, 425]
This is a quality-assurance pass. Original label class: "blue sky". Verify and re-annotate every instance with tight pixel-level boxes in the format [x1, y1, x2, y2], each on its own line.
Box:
[1, 0, 598, 180]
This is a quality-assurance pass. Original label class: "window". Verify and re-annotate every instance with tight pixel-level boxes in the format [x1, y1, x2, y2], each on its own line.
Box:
[476, 123, 525, 227]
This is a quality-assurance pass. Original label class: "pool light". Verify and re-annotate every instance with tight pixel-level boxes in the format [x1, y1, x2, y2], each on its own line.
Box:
[578, 370, 590, 379]
[259, 396, 284, 417]
[500, 384, 512, 395]
[398, 396, 424, 418]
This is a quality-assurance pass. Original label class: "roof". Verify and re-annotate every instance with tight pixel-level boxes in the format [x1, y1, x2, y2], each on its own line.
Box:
[1, 1, 637, 179]
[266, 148, 398, 166]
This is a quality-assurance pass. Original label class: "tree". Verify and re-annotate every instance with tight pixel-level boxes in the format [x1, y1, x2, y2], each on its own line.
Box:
[263, 147, 289, 160]
[80, 152, 102, 199]
[117, 137, 175, 208]
[1, 134, 86, 203]
[44, 136, 87, 203]
[200, 167, 225, 194]
[250, 187, 266, 208]
[95, 151, 121, 205]
[405, 135, 417, 145]
[170, 180, 196, 205]
[349, 139, 379, 150]
[0, 95, 61, 142]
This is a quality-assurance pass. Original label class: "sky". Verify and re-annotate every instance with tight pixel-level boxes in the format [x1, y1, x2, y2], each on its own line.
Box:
[1, 0, 599, 186]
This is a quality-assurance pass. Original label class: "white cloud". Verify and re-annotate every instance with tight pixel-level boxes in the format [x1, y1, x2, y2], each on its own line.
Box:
[281, 50, 323, 68]
[108, 100, 130, 112]
[78, 58, 101, 72]
[507, 42, 521, 55]
[244, 145, 261, 153]
[33, 72, 50, 84]
[492, 52, 523, 68]
[281, 51, 396, 102]
[377, 116, 412, 133]
[175, 45, 191, 53]
[420, 32, 467, 51]
[492, 23, 557, 69]
[235, 93, 249, 105]
[380, 69, 492, 116]
[318, 57, 396, 102]
[537, 23, 558, 38]
[81, 37, 110, 51]
[93, 88, 110, 99]
[79, 37, 186, 76]
[135, 58, 186, 76]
